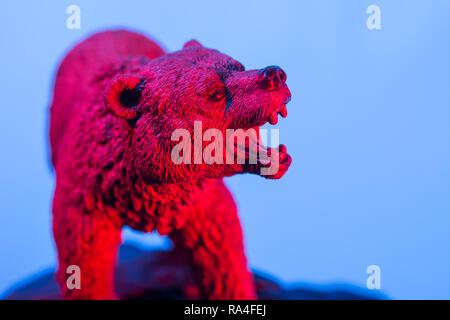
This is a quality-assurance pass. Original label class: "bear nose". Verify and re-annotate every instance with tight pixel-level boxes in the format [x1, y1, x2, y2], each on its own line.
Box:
[259, 65, 287, 91]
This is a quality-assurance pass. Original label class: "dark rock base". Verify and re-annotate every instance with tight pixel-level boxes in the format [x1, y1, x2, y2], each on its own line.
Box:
[5, 244, 385, 300]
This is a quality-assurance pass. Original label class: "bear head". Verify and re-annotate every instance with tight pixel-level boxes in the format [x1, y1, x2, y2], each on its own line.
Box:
[104, 40, 292, 184]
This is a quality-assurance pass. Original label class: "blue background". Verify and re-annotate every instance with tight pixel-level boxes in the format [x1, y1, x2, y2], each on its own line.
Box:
[0, 0, 449, 299]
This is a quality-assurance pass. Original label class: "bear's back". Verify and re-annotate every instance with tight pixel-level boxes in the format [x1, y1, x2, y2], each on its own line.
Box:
[49, 30, 165, 166]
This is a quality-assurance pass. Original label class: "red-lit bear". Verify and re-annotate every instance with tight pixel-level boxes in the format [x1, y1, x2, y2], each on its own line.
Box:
[50, 30, 291, 299]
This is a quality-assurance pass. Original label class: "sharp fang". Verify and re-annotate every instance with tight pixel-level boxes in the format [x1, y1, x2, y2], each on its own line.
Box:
[280, 105, 287, 118]
[268, 112, 278, 125]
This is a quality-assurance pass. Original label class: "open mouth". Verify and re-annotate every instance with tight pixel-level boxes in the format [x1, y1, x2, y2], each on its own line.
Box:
[232, 100, 291, 174]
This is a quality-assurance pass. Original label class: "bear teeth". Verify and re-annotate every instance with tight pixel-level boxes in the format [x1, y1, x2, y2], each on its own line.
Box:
[279, 105, 288, 118]
[268, 112, 278, 125]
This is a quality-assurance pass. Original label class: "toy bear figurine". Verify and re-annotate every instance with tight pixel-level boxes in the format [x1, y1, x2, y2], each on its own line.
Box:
[49, 30, 292, 299]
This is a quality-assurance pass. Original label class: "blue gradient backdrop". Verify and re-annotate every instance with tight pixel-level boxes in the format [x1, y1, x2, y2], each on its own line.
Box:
[0, 0, 449, 299]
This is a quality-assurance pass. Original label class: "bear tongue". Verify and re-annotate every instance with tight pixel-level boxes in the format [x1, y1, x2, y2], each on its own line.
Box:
[248, 127, 267, 153]
[233, 127, 267, 159]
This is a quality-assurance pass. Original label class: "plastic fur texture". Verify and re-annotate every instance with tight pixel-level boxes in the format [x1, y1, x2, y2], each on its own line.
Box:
[50, 30, 292, 299]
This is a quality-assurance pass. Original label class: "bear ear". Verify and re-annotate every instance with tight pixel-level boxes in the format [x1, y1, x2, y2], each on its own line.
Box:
[183, 39, 203, 49]
[104, 75, 144, 120]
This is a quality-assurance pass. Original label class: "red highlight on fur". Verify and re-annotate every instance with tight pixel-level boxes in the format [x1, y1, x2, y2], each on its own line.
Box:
[49, 29, 291, 300]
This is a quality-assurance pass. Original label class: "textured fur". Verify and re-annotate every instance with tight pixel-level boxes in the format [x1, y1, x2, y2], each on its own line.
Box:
[50, 30, 291, 299]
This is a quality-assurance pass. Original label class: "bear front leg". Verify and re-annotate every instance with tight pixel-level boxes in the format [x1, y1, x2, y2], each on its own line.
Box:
[170, 179, 257, 300]
[52, 206, 122, 300]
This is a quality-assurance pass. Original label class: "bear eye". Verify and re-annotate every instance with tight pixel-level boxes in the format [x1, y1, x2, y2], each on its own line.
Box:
[209, 87, 226, 102]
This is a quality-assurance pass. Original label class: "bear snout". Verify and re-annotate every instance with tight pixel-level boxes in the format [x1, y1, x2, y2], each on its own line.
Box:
[258, 65, 287, 92]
